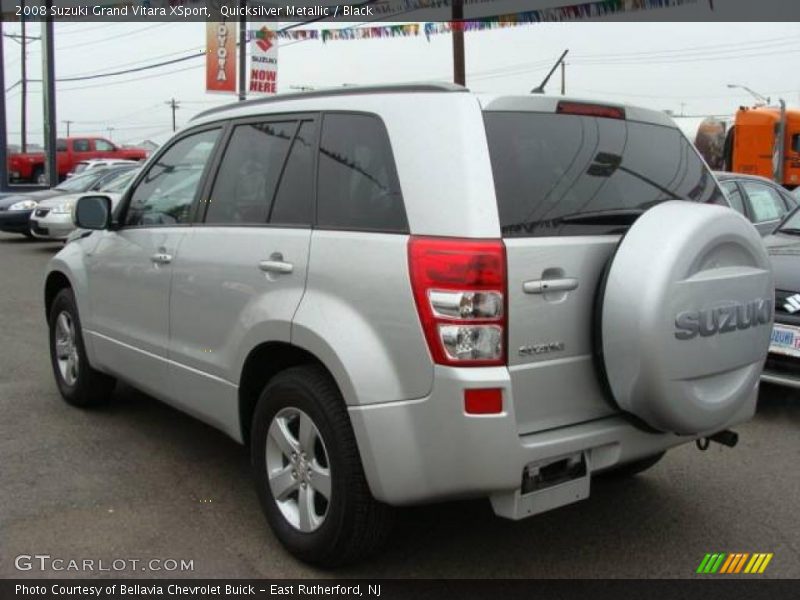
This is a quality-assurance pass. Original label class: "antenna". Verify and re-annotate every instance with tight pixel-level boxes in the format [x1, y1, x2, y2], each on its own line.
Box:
[531, 50, 569, 94]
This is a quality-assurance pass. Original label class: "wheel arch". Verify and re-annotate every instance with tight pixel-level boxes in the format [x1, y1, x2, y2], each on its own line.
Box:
[44, 270, 73, 319]
[238, 341, 336, 444]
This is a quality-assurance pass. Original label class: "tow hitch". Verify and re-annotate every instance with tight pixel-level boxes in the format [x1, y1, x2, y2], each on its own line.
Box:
[696, 429, 739, 451]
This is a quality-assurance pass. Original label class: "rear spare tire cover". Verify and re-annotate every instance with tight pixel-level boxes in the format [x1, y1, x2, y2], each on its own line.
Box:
[599, 201, 773, 435]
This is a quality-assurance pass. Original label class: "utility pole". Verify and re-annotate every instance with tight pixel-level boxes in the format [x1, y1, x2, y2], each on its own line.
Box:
[0, 20, 8, 191]
[20, 0, 27, 153]
[452, 0, 465, 86]
[62, 120, 72, 136]
[238, 0, 247, 101]
[41, 3, 57, 188]
[107, 127, 114, 141]
[560, 61, 566, 95]
[165, 98, 180, 132]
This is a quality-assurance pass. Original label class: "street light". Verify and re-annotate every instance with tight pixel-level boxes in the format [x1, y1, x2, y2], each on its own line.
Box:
[727, 83, 770, 106]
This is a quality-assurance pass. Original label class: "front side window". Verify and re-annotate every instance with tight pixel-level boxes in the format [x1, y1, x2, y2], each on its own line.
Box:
[205, 121, 295, 224]
[125, 129, 220, 227]
[742, 181, 786, 223]
[317, 113, 407, 233]
[95, 140, 115, 152]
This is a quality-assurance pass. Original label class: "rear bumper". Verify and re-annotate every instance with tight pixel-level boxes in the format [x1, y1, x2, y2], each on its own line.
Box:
[349, 365, 757, 518]
[0, 209, 33, 233]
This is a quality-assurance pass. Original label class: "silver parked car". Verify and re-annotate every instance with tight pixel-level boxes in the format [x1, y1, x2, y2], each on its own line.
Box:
[44, 84, 773, 566]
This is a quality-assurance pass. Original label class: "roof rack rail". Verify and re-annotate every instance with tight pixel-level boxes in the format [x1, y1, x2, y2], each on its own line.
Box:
[191, 82, 468, 121]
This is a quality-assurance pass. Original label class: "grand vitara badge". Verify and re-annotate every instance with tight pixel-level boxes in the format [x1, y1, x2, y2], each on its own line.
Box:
[674, 298, 773, 340]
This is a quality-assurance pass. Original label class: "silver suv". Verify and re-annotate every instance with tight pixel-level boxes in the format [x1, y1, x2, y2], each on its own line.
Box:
[44, 84, 773, 566]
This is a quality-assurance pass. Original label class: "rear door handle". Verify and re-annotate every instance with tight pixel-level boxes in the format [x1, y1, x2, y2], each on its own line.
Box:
[259, 260, 294, 274]
[151, 252, 173, 265]
[523, 277, 578, 294]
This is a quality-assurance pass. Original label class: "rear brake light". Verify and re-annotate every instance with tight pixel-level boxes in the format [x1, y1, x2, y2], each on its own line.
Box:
[408, 237, 507, 367]
[556, 101, 625, 120]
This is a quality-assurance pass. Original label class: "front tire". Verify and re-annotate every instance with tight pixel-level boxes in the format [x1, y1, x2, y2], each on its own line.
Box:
[251, 365, 393, 567]
[48, 288, 116, 407]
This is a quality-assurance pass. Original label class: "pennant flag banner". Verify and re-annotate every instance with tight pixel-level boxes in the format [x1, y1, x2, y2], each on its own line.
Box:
[271, 0, 698, 43]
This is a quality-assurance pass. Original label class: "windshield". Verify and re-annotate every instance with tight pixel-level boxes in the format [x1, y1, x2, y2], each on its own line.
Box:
[55, 170, 109, 192]
[484, 112, 725, 237]
[73, 163, 90, 174]
[101, 169, 138, 193]
[777, 207, 800, 233]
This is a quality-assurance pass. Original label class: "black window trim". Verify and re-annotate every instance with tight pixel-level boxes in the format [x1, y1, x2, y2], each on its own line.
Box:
[113, 123, 228, 231]
[315, 110, 409, 235]
[195, 111, 319, 230]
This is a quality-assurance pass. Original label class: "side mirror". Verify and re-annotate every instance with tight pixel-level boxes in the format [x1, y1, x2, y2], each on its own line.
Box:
[74, 195, 112, 230]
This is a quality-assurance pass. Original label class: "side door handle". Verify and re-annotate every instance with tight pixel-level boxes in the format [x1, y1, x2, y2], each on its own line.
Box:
[259, 255, 294, 274]
[523, 277, 578, 294]
[151, 252, 173, 265]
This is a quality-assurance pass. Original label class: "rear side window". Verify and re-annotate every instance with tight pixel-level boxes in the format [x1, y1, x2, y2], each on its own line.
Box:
[73, 139, 90, 152]
[317, 113, 407, 233]
[206, 121, 296, 224]
[484, 112, 725, 237]
[720, 181, 746, 215]
[741, 181, 786, 223]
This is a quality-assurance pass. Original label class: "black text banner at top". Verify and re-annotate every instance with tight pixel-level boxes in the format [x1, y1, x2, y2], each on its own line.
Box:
[3, 0, 799, 24]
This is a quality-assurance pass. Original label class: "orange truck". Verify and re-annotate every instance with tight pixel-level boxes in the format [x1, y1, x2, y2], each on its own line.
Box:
[723, 102, 800, 190]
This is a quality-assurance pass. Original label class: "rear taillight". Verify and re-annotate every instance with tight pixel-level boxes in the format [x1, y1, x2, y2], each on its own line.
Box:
[408, 236, 507, 367]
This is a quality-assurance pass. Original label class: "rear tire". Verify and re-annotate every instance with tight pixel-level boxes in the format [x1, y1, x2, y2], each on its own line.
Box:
[48, 288, 116, 407]
[598, 452, 666, 479]
[251, 365, 393, 567]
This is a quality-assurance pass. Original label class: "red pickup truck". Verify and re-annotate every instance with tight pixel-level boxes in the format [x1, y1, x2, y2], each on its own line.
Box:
[8, 137, 149, 183]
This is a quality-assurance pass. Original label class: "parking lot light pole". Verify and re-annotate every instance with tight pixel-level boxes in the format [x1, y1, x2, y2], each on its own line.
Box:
[727, 83, 770, 106]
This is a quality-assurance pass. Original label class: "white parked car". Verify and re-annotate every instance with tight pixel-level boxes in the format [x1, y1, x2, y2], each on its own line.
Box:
[66, 158, 139, 179]
[30, 168, 139, 240]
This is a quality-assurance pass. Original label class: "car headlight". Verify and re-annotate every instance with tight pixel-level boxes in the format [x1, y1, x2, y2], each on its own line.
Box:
[51, 201, 74, 214]
[8, 199, 37, 211]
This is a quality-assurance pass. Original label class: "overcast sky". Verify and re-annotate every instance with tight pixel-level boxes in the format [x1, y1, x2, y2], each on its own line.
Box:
[2, 1, 799, 146]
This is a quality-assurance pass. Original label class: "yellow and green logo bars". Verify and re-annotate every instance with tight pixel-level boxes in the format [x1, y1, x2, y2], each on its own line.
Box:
[696, 553, 773, 574]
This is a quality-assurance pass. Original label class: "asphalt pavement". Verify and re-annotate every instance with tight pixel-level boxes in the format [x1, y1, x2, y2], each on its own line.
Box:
[1, 232, 798, 579]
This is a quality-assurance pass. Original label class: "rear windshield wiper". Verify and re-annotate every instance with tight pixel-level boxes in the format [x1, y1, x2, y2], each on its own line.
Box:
[558, 208, 646, 225]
